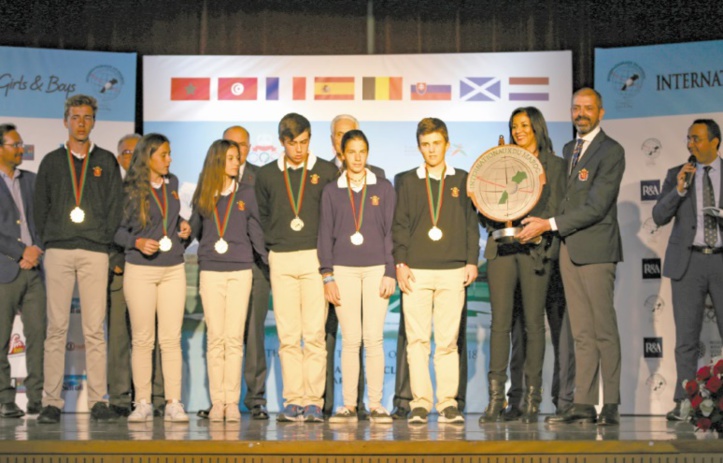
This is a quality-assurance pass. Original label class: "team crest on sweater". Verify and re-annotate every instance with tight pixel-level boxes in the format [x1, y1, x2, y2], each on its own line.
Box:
[92, 166, 102, 177]
[578, 169, 589, 182]
[237, 200, 246, 211]
[451, 187, 460, 198]
[310, 174, 320, 185]
[370, 195, 380, 206]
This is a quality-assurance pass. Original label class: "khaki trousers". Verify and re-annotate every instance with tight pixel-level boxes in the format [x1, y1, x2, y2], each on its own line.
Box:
[403, 267, 465, 413]
[199, 269, 252, 405]
[334, 265, 388, 410]
[269, 249, 327, 408]
[43, 248, 109, 409]
[123, 262, 185, 403]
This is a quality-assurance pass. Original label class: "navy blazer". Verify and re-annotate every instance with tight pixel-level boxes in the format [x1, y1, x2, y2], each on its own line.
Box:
[652, 158, 723, 280]
[555, 129, 625, 265]
[0, 169, 40, 283]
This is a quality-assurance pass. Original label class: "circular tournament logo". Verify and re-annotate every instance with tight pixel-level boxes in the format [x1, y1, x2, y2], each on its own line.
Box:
[467, 144, 544, 223]
[644, 295, 665, 323]
[86, 65, 124, 101]
[641, 138, 662, 165]
[646, 373, 667, 396]
[607, 61, 646, 98]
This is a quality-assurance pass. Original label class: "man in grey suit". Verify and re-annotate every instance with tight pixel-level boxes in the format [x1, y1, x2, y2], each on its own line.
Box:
[518, 87, 625, 426]
[652, 119, 723, 421]
[0, 124, 46, 418]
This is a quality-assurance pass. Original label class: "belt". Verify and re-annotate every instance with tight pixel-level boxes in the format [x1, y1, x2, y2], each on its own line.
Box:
[691, 245, 723, 255]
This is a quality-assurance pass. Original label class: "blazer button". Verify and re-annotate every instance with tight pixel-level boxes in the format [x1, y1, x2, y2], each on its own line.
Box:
[17, 220, 21, 224]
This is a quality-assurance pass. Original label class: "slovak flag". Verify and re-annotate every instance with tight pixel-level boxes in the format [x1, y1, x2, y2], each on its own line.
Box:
[218, 78, 258, 100]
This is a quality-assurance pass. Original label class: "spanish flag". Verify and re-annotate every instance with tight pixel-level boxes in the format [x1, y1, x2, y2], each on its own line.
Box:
[314, 77, 354, 100]
[363, 77, 402, 100]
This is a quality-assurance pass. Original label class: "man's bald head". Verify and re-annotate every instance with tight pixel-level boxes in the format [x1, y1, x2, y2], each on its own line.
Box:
[223, 125, 251, 165]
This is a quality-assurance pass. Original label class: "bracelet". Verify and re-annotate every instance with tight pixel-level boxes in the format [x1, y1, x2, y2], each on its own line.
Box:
[323, 275, 335, 285]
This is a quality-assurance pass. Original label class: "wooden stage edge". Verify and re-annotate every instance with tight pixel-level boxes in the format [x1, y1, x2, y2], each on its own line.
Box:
[3, 440, 723, 463]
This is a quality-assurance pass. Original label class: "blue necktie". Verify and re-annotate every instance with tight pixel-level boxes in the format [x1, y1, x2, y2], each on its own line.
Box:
[570, 138, 584, 175]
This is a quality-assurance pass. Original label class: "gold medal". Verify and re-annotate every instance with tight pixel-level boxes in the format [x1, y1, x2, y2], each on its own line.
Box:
[214, 238, 229, 254]
[70, 207, 85, 224]
[159, 236, 173, 252]
[428, 226, 443, 241]
[290, 216, 305, 231]
[350, 232, 364, 246]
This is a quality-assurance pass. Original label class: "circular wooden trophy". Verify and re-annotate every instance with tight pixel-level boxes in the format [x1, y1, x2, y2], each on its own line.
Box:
[467, 136, 546, 243]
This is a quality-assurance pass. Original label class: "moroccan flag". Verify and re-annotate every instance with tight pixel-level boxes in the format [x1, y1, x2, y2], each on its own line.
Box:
[218, 78, 258, 100]
[314, 77, 354, 100]
[170, 78, 210, 101]
[266, 77, 279, 100]
[293, 77, 306, 100]
[410, 83, 452, 101]
[362, 77, 402, 100]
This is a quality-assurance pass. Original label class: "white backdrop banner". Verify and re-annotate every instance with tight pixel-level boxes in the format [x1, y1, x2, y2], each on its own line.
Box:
[1, 45, 136, 412]
[143, 51, 573, 413]
[595, 39, 723, 414]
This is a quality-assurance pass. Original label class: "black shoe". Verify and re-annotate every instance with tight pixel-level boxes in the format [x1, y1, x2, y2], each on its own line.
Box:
[110, 404, 131, 417]
[502, 404, 523, 421]
[0, 402, 25, 418]
[546, 404, 596, 424]
[154, 403, 165, 417]
[251, 404, 269, 420]
[391, 407, 409, 420]
[597, 404, 619, 426]
[38, 405, 62, 424]
[26, 401, 43, 415]
[407, 407, 428, 424]
[545, 402, 572, 423]
[357, 407, 370, 421]
[665, 402, 690, 421]
[90, 402, 119, 422]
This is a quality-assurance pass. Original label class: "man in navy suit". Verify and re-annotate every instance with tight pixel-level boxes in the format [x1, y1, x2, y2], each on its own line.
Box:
[653, 119, 723, 421]
[518, 88, 625, 426]
[0, 124, 46, 418]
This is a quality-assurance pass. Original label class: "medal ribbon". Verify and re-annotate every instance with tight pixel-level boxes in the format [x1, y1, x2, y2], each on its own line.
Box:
[150, 181, 168, 237]
[213, 182, 237, 239]
[425, 166, 446, 228]
[66, 148, 91, 209]
[283, 159, 308, 218]
[347, 174, 368, 234]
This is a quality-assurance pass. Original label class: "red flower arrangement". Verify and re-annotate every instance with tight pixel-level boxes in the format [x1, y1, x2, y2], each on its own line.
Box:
[684, 358, 723, 432]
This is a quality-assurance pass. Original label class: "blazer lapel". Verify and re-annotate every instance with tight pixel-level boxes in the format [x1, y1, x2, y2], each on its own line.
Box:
[0, 174, 20, 217]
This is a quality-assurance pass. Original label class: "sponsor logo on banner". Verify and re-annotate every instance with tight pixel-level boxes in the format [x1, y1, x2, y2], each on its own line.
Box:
[459, 77, 500, 101]
[644, 337, 663, 358]
[170, 77, 210, 101]
[70, 297, 81, 314]
[641, 138, 662, 165]
[249, 133, 280, 164]
[704, 300, 717, 324]
[698, 341, 706, 359]
[362, 77, 402, 100]
[86, 65, 124, 102]
[642, 258, 661, 279]
[218, 78, 258, 100]
[657, 69, 723, 91]
[607, 61, 646, 108]
[508, 77, 549, 101]
[710, 340, 722, 358]
[641, 218, 662, 242]
[11, 377, 26, 394]
[66, 341, 86, 352]
[646, 373, 667, 396]
[644, 295, 665, 324]
[8, 334, 25, 356]
[410, 83, 452, 101]
[640, 180, 660, 201]
[293, 77, 306, 100]
[266, 77, 279, 100]
[63, 375, 85, 392]
[22, 144, 34, 161]
[314, 77, 354, 100]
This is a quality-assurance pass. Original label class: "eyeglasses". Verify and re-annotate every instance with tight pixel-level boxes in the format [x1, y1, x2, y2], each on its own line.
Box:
[120, 150, 133, 156]
[2, 142, 24, 149]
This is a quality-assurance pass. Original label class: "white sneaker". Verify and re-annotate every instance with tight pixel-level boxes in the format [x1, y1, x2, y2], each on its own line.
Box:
[164, 400, 189, 422]
[225, 403, 241, 422]
[209, 404, 224, 422]
[128, 400, 153, 423]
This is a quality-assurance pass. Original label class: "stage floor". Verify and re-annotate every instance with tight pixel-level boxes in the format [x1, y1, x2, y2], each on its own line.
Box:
[1, 414, 722, 463]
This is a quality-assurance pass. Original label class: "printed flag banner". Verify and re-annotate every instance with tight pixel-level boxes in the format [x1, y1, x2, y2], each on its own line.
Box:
[410, 83, 452, 101]
[314, 77, 355, 100]
[171, 77, 211, 101]
[266, 77, 280, 100]
[363, 77, 402, 100]
[218, 77, 258, 100]
[293, 77, 306, 100]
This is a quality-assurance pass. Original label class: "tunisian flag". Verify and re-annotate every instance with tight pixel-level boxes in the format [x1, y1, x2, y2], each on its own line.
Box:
[170, 78, 210, 101]
[218, 78, 258, 100]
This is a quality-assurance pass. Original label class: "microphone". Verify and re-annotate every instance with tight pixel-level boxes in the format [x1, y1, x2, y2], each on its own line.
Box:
[683, 155, 696, 189]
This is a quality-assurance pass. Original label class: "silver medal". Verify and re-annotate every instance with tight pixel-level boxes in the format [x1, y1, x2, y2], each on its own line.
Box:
[159, 235, 173, 252]
[70, 207, 85, 224]
[214, 238, 229, 254]
[350, 232, 364, 246]
[290, 217, 304, 231]
[428, 226, 443, 241]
